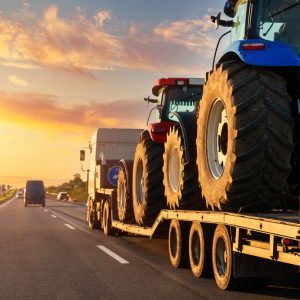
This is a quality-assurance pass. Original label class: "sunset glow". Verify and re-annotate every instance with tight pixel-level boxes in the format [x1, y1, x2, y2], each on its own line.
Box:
[0, 0, 225, 186]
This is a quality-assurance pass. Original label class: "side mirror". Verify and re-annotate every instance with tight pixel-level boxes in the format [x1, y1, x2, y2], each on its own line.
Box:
[211, 12, 221, 30]
[144, 96, 158, 104]
[80, 150, 85, 161]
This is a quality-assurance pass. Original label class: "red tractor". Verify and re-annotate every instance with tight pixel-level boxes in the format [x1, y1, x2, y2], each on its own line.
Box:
[117, 78, 204, 225]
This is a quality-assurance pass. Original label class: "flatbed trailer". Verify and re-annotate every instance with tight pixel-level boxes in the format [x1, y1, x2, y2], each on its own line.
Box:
[96, 190, 300, 290]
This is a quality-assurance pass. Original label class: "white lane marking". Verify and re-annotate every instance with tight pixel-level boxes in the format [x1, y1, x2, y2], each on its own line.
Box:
[44, 209, 48, 212]
[51, 214, 57, 219]
[65, 224, 75, 230]
[97, 245, 129, 264]
[46, 208, 89, 234]
[0, 197, 15, 209]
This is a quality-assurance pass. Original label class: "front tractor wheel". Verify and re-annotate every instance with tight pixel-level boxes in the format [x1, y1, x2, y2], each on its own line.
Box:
[132, 134, 165, 225]
[163, 127, 201, 209]
[197, 61, 294, 211]
[117, 165, 133, 222]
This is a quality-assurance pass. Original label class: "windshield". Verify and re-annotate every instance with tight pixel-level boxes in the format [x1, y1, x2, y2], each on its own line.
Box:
[256, 0, 300, 55]
[165, 86, 201, 121]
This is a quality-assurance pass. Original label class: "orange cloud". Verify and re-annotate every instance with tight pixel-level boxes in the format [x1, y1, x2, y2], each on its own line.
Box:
[0, 6, 121, 75]
[7, 75, 29, 87]
[0, 89, 149, 134]
[0, 6, 220, 75]
[153, 16, 217, 55]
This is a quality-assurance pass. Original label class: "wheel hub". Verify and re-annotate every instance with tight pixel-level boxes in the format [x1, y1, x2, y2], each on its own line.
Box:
[168, 146, 181, 193]
[136, 159, 144, 206]
[206, 98, 228, 179]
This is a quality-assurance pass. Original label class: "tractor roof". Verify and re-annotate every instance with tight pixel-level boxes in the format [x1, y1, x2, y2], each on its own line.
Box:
[152, 78, 204, 96]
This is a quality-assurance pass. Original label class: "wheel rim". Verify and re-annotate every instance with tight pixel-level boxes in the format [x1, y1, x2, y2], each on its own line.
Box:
[168, 146, 180, 192]
[206, 98, 228, 179]
[103, 204, 107, 229]
[120, 181, 126, 210]
[136, 158, 144, 206]
[169, 226, 177, 259]
[216, 236, 227, 277]
[191, 230, 200, 265]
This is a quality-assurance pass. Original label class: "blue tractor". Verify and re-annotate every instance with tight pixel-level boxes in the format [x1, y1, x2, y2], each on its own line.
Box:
[195, 0, 300, 211]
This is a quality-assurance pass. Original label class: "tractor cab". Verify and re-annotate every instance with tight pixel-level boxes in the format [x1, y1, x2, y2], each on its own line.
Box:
[215, 0, 300, 56]
[145, 78, 204, 142]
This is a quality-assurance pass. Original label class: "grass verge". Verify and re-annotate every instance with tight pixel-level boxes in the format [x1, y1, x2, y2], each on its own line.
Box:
[0, 189, 17, 204]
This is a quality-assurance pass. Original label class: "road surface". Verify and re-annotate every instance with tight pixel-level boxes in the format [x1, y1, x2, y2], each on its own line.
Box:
[0, 196, 299, 299]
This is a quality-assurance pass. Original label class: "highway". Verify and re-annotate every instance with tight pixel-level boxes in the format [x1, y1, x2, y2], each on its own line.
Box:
[0, 196, 299, 300]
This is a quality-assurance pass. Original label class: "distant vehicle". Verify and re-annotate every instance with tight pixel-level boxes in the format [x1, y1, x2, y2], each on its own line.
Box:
[24, 180, 45, 207]
[57, 192, 69, 201]
[16, 190, 23, 199]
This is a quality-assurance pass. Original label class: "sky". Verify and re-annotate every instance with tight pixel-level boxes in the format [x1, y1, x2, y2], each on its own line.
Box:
[0, 0, 227, 186]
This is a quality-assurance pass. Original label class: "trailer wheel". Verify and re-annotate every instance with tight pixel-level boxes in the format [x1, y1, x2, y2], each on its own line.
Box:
[189, 222, 212, 277]
[212, 225, 234, 290]
[197, 61, 294, 211]
[168, 219, 189, 268]
[87, 198, 99, 230]
[132, 133, 165, 225]
[117, 166, 133, 222]
[163, 127, 200, 209]
[102, 200, 112, 236]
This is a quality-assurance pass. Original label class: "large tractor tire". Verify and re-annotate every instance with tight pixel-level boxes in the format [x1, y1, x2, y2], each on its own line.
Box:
[132, 134, 165, 225]
[197, 61, 294, 211]
[117, 163, 134, 222]
[163, 126, 201, 209]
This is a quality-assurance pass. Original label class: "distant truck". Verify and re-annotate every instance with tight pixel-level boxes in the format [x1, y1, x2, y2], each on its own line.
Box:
[80, 128, 142, 229]
[24, 180, 45, 207]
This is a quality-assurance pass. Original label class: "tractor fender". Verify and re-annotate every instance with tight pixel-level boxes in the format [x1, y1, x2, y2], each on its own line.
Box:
[171, 111, 197, 163]
[219, 39, 300, 67]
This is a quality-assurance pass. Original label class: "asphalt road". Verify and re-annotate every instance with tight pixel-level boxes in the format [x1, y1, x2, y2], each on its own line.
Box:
[0, 196, 299, 300]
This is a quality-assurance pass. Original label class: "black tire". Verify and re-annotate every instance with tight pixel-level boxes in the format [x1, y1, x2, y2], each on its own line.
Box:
[168, 219, 190, 268]
[212, 225, 234, 290]
[197, 61, 294, 211]
[117, 164, 134, 222]
[102, 200, 112, 236]
[87, 198, 99, 230]
[132, 134, 165, 225]
[163, 127, 201, 209]
[189, 222, 212, 278]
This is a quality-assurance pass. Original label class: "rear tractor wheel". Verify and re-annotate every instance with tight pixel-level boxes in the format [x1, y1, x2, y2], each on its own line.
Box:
[197, 61, 294, 211]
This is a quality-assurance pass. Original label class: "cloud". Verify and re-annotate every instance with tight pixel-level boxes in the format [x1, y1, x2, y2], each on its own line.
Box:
[153, 16, 218, 55]
[7, 75, 29, 87]
[0, 6, 121, 75]
[94, 10, 112, 28]
[0, 6, 221, 76]
[0, 90, 149, 134]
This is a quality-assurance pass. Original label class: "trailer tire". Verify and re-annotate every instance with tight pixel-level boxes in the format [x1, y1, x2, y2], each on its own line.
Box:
[132, 134, 165, 225]
[168, 219, 190, 268]
[197, 61, 294, 211]
[163, 127, 200, 209]
[212, 225, 234, 290]
[117, 166, 133, 222]
[87, 198, 99, 230]
[102, 200, 112, 236]
[189, 222, 212, 277]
